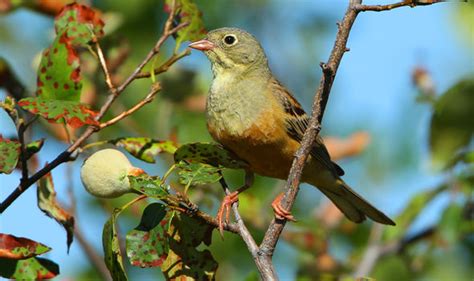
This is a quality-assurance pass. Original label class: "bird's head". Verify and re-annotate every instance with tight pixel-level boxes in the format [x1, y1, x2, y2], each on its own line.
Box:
[189, 28, 268, 75]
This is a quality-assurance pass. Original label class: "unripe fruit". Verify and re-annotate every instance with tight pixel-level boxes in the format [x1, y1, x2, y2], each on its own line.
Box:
[81, 149, 144, 198]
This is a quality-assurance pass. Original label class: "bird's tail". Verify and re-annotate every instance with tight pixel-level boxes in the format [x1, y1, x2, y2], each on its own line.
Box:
[316, 179, 395, 225]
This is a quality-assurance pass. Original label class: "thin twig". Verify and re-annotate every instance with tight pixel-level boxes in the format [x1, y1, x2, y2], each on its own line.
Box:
[218, 177, 259, 252]
[353, 224, 384, 278]
[74, 225, 113, 281]
[353, 226, 435, 277]
[113, 22, 189, 95]
[354, 0, 451, 12]
[214, 174, 275, 280]
[160, 190, 240, 234]
[99, 83, 162, 129]
[135, 49, 191, 79]
[17, 120, 29, 182]
[95, 42, 116, 92]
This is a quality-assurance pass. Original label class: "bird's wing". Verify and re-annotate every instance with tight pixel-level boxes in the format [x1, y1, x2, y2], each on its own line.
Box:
[271, 79, 344, 177]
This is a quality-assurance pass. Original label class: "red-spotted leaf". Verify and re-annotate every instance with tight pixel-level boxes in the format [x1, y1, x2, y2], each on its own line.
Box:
[175, 161, 222, 187]
[0, 234, 51, 260]
[126, 203, 169, 268]
[35, 33, 82, 101]
[37, 171, 75, 252]
[0, 136, 20, 174]
[55, 3, 105, 45]
[161, 213, 217, 280]
[18, 3, 102, 128]
[103, 208, 128, 281]
[165, 0, 206, 48]
[19, 98, 98, 128]
[128, 174, 169, 199]
[109, 138, 177, 163]
[0, 257, 59, 280]
[174, 142, 248, 169]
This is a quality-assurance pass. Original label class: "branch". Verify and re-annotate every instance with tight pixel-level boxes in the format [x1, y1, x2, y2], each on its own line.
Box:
[258, 0, 361, 264]
[74, 226, 113, 281]
[17, 119, 29, 182]
[95, 42, 115, 92]
[162, 190, 240, 234]
[255, 0, 444, 279]
[218, 178, 262, 265]
[353, 225, 435, 277]
[354, 0, 451, 12]
[353, 224, 384, 278]
[99, 82, 162, 129]
[0, 2, 188, 213]
[135, 49, 191, 79]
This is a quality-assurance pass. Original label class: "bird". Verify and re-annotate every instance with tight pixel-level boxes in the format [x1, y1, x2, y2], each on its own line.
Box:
[188, 27, 395, 233]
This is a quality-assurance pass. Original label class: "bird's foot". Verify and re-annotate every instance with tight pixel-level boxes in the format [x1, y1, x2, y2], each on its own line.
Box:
[216, 191, 239, 237]
[271, 192, 296, 221]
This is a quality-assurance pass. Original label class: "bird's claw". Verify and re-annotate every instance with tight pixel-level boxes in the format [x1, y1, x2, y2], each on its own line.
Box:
[216, 191, 239, 237]
[272, 192, 296, 222]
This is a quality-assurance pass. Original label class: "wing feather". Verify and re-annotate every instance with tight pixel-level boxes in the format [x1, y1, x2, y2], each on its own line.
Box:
[270, 79, 344, 176]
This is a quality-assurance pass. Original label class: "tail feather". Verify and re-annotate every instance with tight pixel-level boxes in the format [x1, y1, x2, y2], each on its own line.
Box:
[318, 180, 395, 226]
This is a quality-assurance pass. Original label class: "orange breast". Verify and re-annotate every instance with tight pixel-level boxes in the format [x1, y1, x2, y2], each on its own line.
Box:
[208, 107, 301, 180]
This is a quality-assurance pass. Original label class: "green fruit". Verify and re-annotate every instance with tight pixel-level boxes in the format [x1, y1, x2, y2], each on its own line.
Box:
[81, 149, 143, 198]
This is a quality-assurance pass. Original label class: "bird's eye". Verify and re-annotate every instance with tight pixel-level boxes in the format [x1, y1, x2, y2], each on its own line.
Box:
[223, 34, 237, 45]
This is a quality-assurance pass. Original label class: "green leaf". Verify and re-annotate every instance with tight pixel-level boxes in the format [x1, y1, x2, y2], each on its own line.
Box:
[174, 142, 248, 169]
[161, 213, 217, 280]
[109, 138, 177, 163]
[384, 184, 447, 241]
[126, 203, 169, 268]
[371, 256, 410, 281]
[103, 208, 128, 281]
[0, 257, 60, 280]
[37, 171, 75, 252]
[55, 3, 105, 45]
[25, 139, 45, 160]
[176, 161, 222, 186]
[164, 0, 206, 48]
[0, 234, 51, 260]
[0, 136, 20, 174]
[18, 98, 98, 128]
[455, 0, 474, 50]
[438, 203, 473, 245]
[128, 174, 169, 199]
[430, 78, 474, 169]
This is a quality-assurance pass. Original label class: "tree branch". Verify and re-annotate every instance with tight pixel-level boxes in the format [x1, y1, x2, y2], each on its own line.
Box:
[253, 0, 445, 279]
[258, 0, 361, 267]
[74, 225, 113, 281]
[354, 0, 453, 12]
[95, 42, 115, 92]
[98, 82, 162, 129]
[353, 225, 435, 277]
[218, 178, 262, 266]
[0, 2, 188, 214]
[162, 190, 241, 234]
[135, 49, 191, 79]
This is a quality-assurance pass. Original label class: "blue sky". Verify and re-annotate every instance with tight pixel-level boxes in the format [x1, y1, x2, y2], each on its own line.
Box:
[0, 1, 472, 280]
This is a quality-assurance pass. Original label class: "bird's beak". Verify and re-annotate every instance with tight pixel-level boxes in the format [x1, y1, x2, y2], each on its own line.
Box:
[189, 39, 215, 51]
